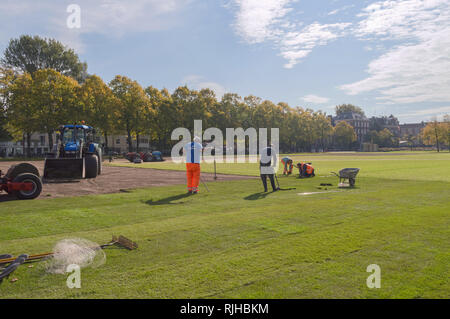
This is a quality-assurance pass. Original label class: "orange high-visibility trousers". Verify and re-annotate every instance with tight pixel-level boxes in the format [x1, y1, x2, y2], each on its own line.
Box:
[186, 163, 200, 192]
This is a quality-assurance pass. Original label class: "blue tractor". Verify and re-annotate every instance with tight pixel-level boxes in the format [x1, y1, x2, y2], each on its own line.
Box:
[44, 125, 103, 179]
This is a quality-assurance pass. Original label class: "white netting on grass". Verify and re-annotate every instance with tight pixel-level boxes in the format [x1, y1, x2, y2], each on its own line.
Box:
[45, 238, 106, 274]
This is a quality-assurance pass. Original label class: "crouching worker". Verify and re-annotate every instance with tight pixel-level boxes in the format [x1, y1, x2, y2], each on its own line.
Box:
[184, 136, 203, 194]
[297, 162, 315, 178]
[260, 145, 279, 192]
[281, 157, 293, 175]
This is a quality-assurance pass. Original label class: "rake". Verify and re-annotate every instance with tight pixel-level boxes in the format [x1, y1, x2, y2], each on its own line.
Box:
[0, 235, 138, 267]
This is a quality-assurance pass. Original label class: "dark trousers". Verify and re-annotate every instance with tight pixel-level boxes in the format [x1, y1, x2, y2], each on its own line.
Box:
[261, 174, 276, 192]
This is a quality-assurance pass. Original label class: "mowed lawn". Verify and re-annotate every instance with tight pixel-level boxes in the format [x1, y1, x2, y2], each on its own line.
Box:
[0, 152, 449, 298]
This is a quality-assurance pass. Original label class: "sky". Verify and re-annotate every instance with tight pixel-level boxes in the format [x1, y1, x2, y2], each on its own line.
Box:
[1, 0, 450, 123]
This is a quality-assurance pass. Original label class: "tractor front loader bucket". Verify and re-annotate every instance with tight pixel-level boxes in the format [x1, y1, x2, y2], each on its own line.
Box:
[43, 158, 85, 179]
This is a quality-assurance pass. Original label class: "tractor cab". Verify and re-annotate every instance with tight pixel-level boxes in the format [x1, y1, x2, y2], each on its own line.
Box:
[44, 124, 102, 180]
[56, 125, 96, 158]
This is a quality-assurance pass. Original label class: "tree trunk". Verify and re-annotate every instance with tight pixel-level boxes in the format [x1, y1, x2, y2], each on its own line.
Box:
[48, 131, 54, 152]
[103, 132, 109, 154]
[434, 125, 440, 152]
[126, 121, 133, 152]
[448, 134, 450, 152]
[136, 134, 140, 153]
[26, 132, 31, 158]
[127, 131, 133, 152]
[22, 134, 26, 157]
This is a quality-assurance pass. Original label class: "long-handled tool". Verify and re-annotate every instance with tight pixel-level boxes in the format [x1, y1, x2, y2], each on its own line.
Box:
[200, 177, 210, 192]
[274, 174, 296, 191]
[0, 235, 138, 267]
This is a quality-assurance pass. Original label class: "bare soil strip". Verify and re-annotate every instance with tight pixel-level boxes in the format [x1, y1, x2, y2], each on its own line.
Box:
[0, 161, 256, 200]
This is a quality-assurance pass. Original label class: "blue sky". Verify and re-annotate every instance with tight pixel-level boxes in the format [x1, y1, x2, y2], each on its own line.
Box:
[1, 0, 450, 123]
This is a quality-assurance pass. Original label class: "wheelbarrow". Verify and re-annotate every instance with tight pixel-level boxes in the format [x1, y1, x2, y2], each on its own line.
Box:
[331, 168, 360, 187]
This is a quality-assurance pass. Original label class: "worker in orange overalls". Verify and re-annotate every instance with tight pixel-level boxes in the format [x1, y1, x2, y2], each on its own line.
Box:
[184, 136, 203, 194]
[297, 162, 315, 178]
[281, 157, 293, 175]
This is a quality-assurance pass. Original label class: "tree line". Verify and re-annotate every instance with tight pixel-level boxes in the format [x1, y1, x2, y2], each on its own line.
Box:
[1, 35, 447, 156]
[0, 35, 363, 156]
[2, 67, 359, 155]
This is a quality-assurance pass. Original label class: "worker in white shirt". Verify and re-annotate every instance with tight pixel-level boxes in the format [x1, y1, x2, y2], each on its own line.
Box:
[260, 145, 279, 192]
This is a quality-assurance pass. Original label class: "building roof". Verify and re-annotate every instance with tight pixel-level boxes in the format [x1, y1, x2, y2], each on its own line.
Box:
[334, 112, 367, 120]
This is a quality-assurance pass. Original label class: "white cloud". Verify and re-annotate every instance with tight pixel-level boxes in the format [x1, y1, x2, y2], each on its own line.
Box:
[341, 0, 450, 104]
[233, 0, 294, 43]
[328, 4, 355, 16]
[280, 22, 351, 68]
[0, 0, 192, 53]
[398, 106, 450, 122]
[404, 106, 450, 116]
[301, 94, 330, 104]
[230, 0, 352, 68]
[183, 75, 227, 98]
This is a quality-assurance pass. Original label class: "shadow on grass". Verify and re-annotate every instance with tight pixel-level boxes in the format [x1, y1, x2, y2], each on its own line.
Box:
[144, 192, 192, 205]
[0, 194, 18, 202]
[244, 192, 272, 200]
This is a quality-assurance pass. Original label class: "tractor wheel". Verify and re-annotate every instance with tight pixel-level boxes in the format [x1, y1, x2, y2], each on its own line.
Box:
[13, 173, 42, 200]
[97, 150, 102, 175]
[5, 163, 40, 180]
[85, 155, 99, 179]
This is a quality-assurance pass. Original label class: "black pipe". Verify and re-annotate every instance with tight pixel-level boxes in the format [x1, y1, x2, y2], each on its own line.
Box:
[0, 254, 28, 283]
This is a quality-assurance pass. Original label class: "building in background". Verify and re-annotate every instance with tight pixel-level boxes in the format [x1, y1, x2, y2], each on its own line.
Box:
[0, 133, 52, 157]
[332, 112, 370, 144]
[369, 115, 401, 137]
[0, 132, 155, 157]
[104, 135, 153, 154]
[400, 122, 426, 137]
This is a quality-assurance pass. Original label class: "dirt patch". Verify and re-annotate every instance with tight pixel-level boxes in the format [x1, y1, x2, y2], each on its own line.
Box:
[0, 161, 256, 201]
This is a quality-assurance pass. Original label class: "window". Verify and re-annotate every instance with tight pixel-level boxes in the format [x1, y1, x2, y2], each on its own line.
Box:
[116, 139, 120, 144]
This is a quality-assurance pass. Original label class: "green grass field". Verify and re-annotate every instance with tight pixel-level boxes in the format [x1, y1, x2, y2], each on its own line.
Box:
[0, 152, 449, 298]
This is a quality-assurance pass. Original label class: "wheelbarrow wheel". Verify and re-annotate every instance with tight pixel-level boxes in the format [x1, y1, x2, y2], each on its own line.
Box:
[349, 178, 355, 187]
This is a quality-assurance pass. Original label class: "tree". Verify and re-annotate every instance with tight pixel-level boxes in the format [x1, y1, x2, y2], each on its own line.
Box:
[109, 75, 149, 152]
[366, 128, 396, 147]
[171, 86, 211, 135]
[1, 35, 87, 82]
[0, 67, 15, 141]
[335, 104, 365, 117]
[312, 112, 333, 151]
[30, 69, 80, 148]
[146, 86, 178, 150]
[402, 133, 416, 151]
[4, 72, 38, 157]
[333, 121, 357, 149]
[422, 118, 445, 152]
[79, 75, 118, 152]
[443, 115, 450, 152]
